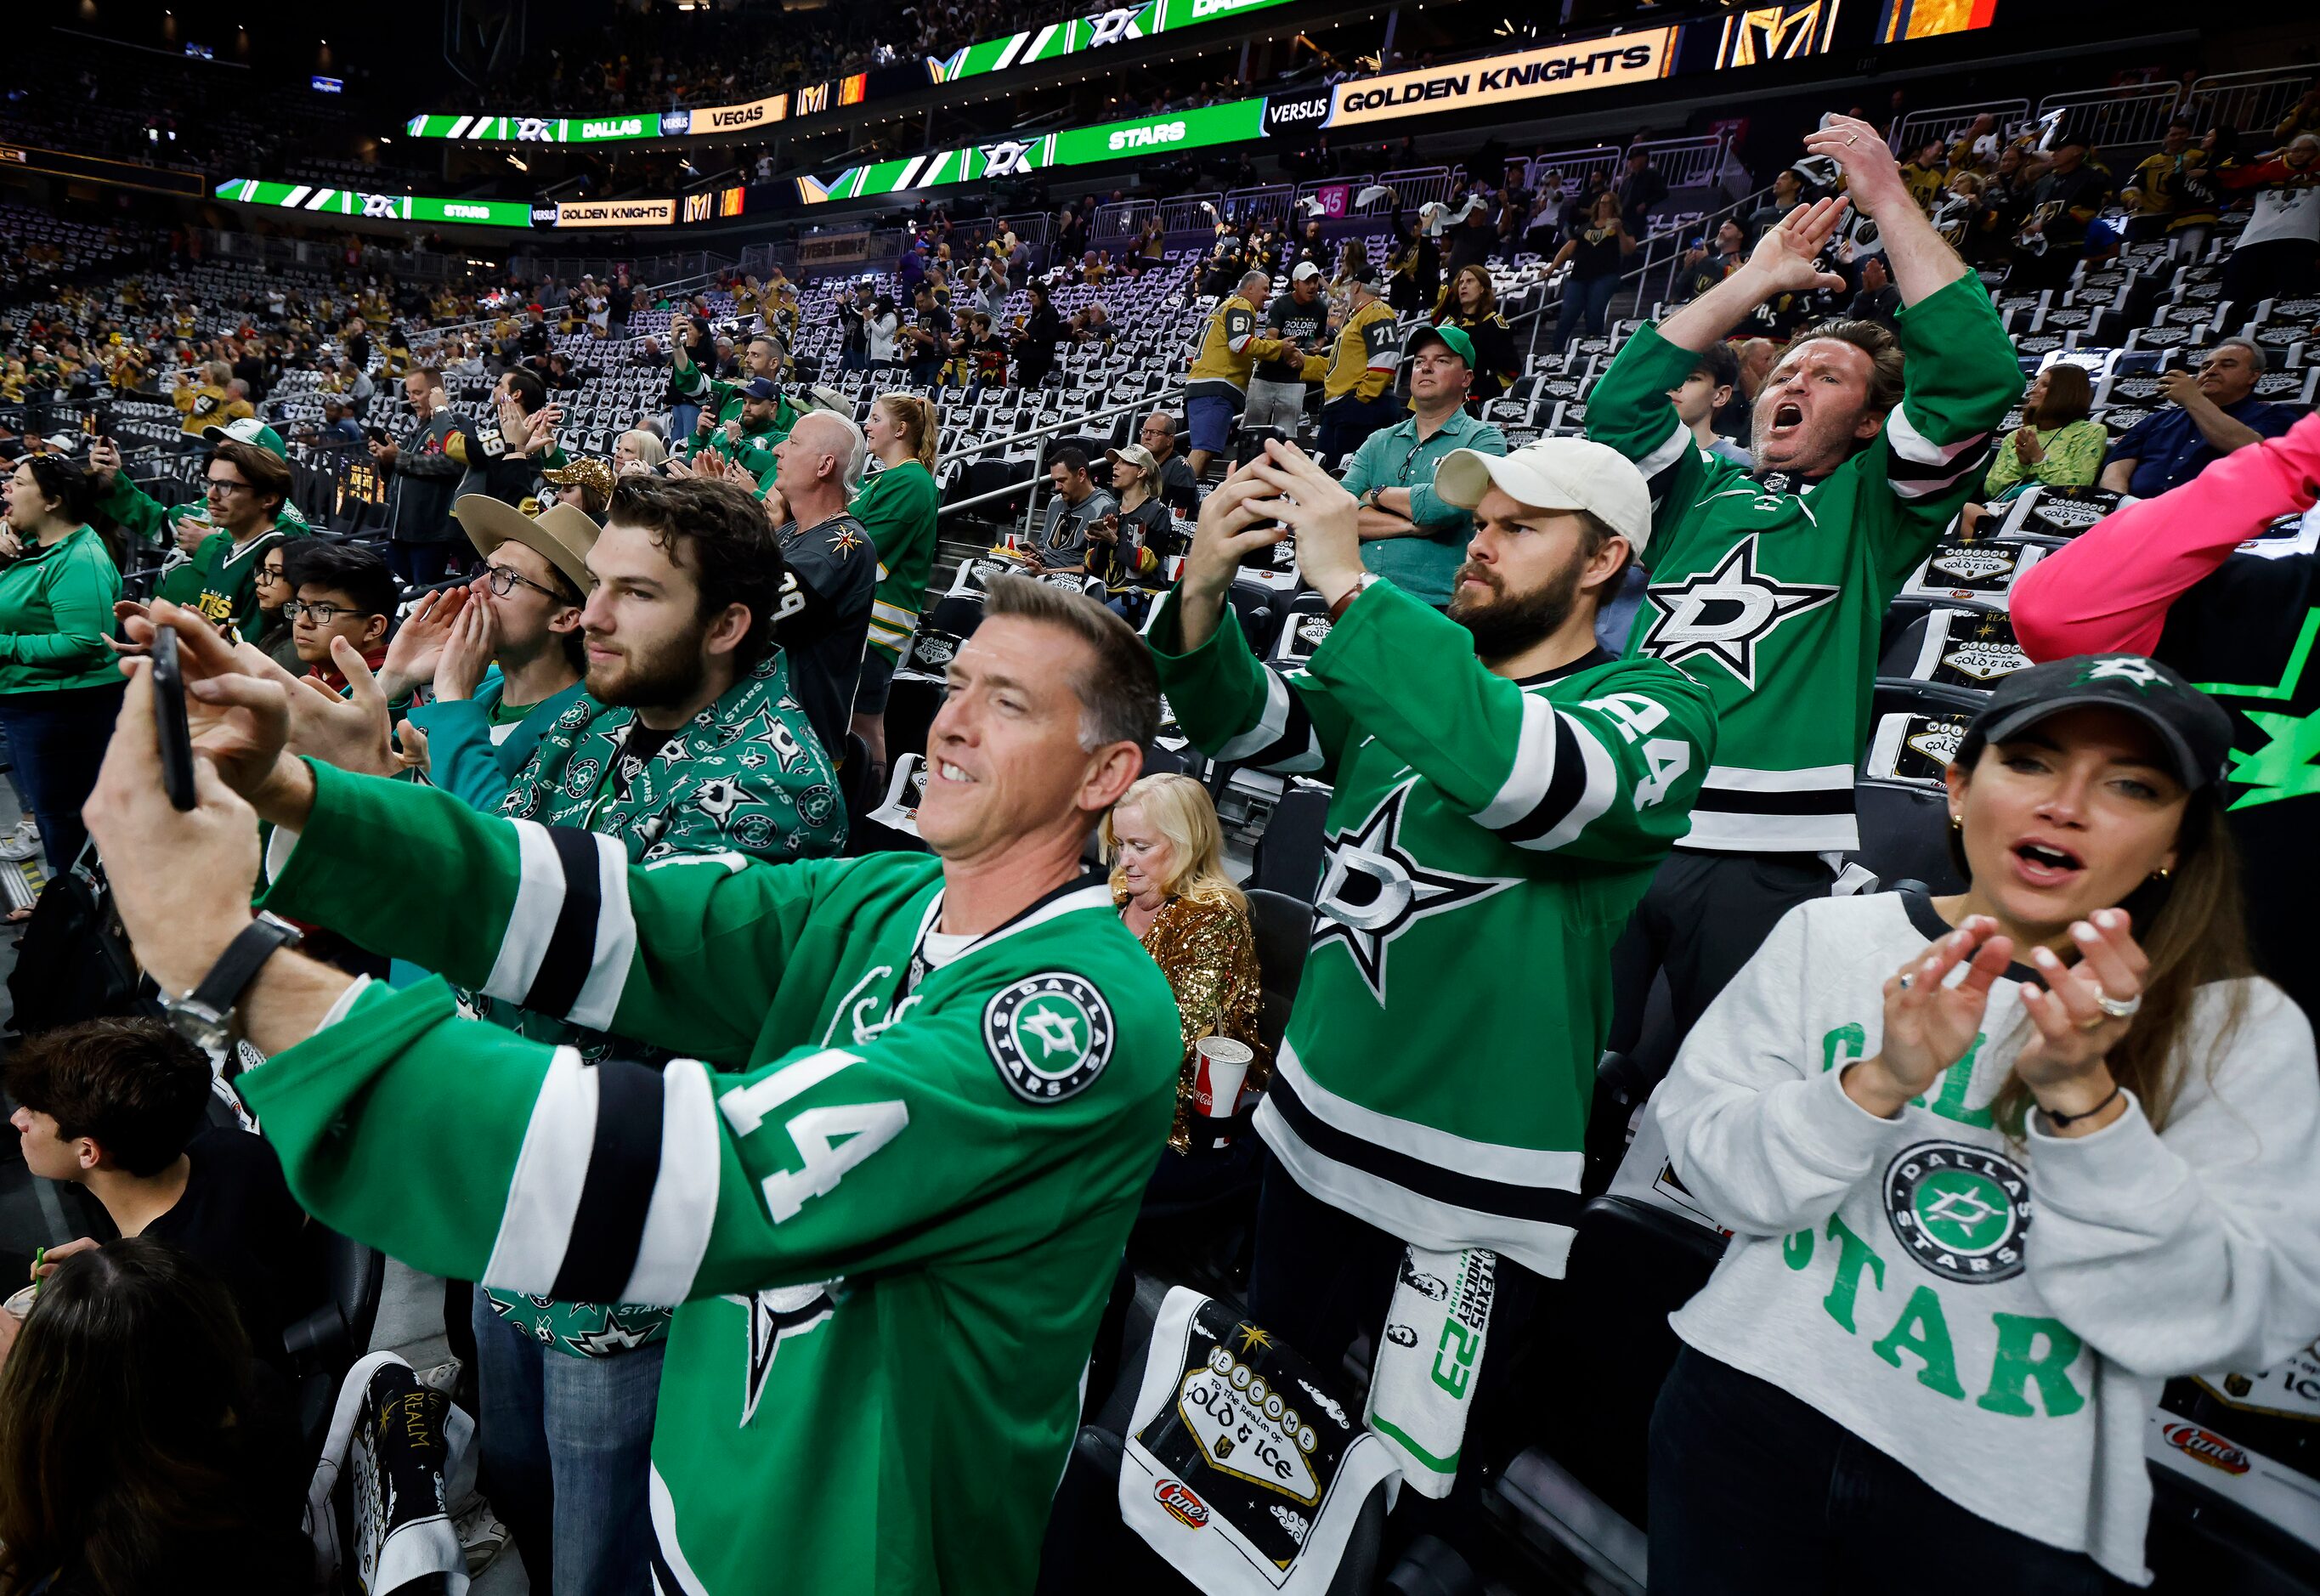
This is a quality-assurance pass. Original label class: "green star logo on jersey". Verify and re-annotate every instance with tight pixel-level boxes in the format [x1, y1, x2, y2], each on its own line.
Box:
[2197, 609, 2320, 812]
[1882, 1140, 2031, 1284]
[985, 972, 1117, 1104]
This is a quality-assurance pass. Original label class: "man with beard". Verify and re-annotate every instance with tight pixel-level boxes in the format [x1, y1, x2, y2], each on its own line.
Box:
[1586, 114, 2019, 1067]
[1148, 437, 1713, 1503]
[434, 474, 845, 1595]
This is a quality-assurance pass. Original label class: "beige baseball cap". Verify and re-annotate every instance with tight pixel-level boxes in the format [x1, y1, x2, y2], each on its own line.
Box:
[1433, 437, 1654, 554]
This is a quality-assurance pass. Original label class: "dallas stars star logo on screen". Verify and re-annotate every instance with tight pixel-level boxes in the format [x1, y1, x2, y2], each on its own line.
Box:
[1639, 539, 1840, 689]
[1312, 783, 1517, 1005]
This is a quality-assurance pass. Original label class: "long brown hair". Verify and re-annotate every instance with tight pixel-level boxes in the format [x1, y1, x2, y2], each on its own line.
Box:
[0, 1239, 309, 1594]
[1446, 264, 1497, 320]
[1949, 767, 2253, 1135]
[2027, 361, 2093, 429]
[874, 392, 939, 472]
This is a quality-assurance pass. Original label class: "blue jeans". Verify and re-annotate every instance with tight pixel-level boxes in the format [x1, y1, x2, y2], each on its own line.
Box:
[1315, 392, 1402, 471]
[669, 402, 701, 443]
[0, 682, 125, 874]
[472, 1293, 665, 1596]
[1554, 272, 1620, 347]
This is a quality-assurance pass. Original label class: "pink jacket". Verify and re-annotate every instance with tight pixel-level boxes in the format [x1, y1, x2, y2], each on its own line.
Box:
[2012, 410, 2320, 660]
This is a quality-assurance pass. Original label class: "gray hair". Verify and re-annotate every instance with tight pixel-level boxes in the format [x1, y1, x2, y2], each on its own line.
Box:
[1236, 269, 1271, 299]
[982, 577, 1160, 752]
[794, 409, 869, 496]
[2212, 338, 2269, 375]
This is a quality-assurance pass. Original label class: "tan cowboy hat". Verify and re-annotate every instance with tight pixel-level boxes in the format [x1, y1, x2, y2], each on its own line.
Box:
[453, 494, 601, 595]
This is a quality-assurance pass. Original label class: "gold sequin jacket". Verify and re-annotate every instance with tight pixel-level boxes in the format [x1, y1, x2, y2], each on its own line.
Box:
[1122, 891, 1272, 1152]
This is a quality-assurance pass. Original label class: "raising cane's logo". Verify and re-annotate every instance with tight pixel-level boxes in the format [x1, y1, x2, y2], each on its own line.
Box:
[1155, 1480, 1212, 1527]
[2162, 1423, 2252, 1475]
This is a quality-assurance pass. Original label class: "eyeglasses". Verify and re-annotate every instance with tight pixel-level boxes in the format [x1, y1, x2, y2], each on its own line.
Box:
[254, 566, 286, 587]
[281, 599, 372, 625]
[482, 563, 569, 602]
[203, 478, 252, 498]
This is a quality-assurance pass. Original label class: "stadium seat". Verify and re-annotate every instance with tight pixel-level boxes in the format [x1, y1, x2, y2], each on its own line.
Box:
[1251, 783, 1329, 899]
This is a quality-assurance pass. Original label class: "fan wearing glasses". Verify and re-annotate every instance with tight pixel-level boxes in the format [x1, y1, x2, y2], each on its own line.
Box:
[281, 541, 399, 695]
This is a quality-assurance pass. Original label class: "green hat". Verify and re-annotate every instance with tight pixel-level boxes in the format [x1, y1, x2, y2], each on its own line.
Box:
[1404, 323, 1474, 368]
[201, 416, 288, 460]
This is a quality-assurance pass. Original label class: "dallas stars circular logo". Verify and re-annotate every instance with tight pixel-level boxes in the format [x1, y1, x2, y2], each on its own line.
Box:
[984, 972, 1115, 1104]
[1883, 1140, 2032, 1284]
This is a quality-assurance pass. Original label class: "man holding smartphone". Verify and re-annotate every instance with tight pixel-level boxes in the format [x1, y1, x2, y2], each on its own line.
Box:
[89, 418, 308, 640]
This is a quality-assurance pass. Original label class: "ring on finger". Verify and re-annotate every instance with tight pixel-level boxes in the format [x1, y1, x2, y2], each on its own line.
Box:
[2094, 991, 2142, 1021]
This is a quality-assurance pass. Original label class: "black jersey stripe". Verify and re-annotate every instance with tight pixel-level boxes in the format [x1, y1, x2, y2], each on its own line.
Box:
[1214, 667, 1325, 773]
[1266, 1067, 1587, 1228]
[549, 1056, 666, 1305]
[1492, 709, 1591, 846]
[1693, 784, 1857, 817]
[523, 825, 608, 1018]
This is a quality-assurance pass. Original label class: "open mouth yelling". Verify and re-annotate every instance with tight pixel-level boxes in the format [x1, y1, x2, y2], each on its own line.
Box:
[1769, 401, 1804, 433]
[2010, 836, 2085, 888]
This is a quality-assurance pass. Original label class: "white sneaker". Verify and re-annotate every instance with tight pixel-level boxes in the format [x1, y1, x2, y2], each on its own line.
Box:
[456, 1501, 512, 1577]
[0, 820, 38, 863]
[416, 1355, 464, 1396]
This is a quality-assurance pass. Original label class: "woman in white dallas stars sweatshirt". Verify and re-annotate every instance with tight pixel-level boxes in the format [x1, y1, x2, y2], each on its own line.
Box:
[1649, 656, 2320, 1591]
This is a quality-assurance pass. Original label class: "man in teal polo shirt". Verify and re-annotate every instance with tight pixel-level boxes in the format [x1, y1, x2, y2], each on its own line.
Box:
[1338, 325, 1507, 607]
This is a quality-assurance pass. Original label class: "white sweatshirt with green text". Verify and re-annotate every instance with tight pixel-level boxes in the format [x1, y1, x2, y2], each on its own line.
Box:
[1655, 891, 2320, 1583]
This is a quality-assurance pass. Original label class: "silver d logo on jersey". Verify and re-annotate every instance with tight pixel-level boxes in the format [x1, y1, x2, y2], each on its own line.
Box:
[986, 973, 1117, 1103]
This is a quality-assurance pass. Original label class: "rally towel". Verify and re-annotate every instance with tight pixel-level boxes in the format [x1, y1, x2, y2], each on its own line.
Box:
[1120, 1287, 1399, 1594]
[308, 1350, 477, 1596]
[1364, 1246, 1496, 1499]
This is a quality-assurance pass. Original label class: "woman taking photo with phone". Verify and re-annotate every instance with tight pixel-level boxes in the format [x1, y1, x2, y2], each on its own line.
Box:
[1647, 655, 2320, 1593]
[0, 456, 122, 890]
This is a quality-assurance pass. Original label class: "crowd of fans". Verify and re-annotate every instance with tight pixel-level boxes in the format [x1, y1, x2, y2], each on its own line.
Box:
[0, 53, 2317, 1596]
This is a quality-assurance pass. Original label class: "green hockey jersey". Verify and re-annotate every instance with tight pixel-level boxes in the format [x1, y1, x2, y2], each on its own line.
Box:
[1151, 581, 1716, 1275]
[244, 761, 1180, 1595]
[1585, 274, 2020, 852]
[99, 473, 309, 639]
[851, 457, 940, 668]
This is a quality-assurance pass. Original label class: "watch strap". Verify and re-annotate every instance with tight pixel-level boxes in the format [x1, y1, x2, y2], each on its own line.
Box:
[185, 916, 300, 1020]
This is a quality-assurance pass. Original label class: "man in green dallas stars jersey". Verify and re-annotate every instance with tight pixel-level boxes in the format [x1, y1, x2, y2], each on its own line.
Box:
[1585, 113, 2021, 1058]
[1150, 437, 1714, 1465]
[84, 579, 1180, 1596]
[88, 419, 309, 639]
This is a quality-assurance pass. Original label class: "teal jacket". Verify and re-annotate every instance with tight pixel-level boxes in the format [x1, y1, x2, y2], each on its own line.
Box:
[0, 524, 122, 694]
[403, 671, 590, 812]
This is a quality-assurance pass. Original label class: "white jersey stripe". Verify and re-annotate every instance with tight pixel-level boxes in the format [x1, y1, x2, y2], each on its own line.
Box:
[483, 819, 569, 1006]
[1214, 667, 1295, 761]
[1701, 761, 1855, 792]
[620, 1058, 721, 1305]
[649, 1467, 714, 1596]
[1635, 416, 1693, 484]
[1270, 1041, 1585, 1191]
[569, 829, 638, 1033]
[1474, 692, 1558, 829]
[1528, 711, 1619, 852]
[1679, 808, 1860, 852]
[1254, 1098, 1579, 1278]
[481, 1047, 595, 1295]
[1885, 404, 1989, 467]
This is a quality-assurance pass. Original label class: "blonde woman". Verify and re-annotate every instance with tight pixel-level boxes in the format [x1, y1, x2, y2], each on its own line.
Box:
[850, 393, 942, 775]
[613, 428, 668, 473]
[1103, 773, 1269, 1167]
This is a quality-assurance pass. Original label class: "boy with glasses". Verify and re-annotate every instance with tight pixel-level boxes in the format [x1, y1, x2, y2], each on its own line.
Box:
[281, 542, 396, 693]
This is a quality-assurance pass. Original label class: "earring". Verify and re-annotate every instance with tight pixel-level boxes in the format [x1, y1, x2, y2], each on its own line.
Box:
[2149, 867, 2172, 883]
[1949, 814, 1963, 833]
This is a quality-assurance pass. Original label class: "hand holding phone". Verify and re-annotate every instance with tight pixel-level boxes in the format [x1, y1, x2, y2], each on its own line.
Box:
[150, 625, 197, 812]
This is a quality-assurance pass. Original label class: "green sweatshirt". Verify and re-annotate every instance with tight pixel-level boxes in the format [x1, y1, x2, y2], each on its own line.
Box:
[0, 524, 122, 694]
[850, 459, 940, 666]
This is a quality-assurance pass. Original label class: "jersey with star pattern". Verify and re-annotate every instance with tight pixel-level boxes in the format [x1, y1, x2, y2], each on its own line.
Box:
[1151, 580, 1714, 1275]
[1587, 274, 2021, 852]
[243, 762, 1180, 1594]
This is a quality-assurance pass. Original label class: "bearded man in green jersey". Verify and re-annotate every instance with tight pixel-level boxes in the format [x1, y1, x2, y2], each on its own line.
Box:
[84, 579, 1181, 1596]
[1584, 112, 2022, 1064]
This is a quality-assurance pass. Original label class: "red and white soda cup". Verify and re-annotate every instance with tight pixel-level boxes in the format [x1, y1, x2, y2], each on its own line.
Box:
[1165, 553, 1187, 584]
[1193, 1037, 1253, 1118]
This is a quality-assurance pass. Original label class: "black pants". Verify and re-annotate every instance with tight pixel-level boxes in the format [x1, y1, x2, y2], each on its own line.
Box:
[1609, 849, 1835, 1078]
[2222, 236, 2317, 311]
[0, 682, 125, 874]
[1246, 1153, 1542, 1490]
[1649, 1348, 2111, 1595]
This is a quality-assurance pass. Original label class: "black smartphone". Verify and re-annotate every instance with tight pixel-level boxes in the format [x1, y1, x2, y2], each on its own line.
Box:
[150, 625, 196, 812]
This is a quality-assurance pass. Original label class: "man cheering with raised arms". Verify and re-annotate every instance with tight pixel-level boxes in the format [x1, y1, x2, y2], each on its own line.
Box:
[1587, 114, 2021, 1052]
[81, 582, 1181, 1596]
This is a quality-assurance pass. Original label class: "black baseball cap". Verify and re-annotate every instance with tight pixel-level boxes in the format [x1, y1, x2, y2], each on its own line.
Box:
[1958, 654, 2232, 793]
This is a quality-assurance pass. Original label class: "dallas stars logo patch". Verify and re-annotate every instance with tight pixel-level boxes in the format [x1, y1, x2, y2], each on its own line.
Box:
[1313, 784, 1518, 1005]
[2081, 655, 2166, 691]
[1640, 540, 1840, 689]
[985, 972, 1116, 1103]
[1883, 1140, 2031, 1284]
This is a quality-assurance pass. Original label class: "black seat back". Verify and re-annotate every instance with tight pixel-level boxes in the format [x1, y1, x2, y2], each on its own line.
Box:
[1242, 888, 1313, 1058]
[1253, 786, 1329, 900]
